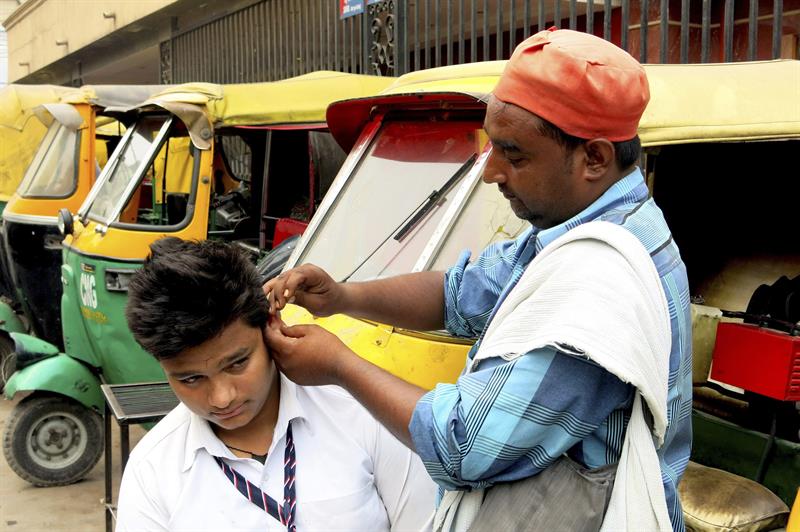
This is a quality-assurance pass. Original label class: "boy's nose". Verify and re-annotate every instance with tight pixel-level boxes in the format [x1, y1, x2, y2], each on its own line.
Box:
[208, 379, 235, 410]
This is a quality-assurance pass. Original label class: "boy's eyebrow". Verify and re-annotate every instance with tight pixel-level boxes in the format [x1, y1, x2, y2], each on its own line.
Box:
[167, 347, 252, 379]
[216, 347, 252, 368]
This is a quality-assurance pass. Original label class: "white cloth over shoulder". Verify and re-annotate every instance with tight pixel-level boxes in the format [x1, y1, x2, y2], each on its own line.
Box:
[434, 221, 673, 532]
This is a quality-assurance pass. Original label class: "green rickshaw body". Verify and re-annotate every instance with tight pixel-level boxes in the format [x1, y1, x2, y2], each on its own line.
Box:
[60, 253, 163, 386]
[3, 351, 103, 412]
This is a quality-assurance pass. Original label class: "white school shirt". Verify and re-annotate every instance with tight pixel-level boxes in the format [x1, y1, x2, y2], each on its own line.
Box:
[116, 375, 436, 531]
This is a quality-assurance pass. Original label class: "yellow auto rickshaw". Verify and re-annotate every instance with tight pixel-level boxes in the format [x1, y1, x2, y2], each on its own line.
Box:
[0, 84, 74, 320]
[280, 59, 800, 529]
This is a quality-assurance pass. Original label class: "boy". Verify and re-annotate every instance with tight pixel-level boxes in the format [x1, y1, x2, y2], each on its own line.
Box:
[118, 237, 435, 531]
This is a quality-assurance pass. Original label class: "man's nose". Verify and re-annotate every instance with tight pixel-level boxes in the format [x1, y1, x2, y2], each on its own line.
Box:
[482, 148, 506, 185]
[208, 377, 235, 409]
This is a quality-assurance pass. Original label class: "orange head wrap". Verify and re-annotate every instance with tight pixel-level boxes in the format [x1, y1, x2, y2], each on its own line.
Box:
[493, 28, 650, 142]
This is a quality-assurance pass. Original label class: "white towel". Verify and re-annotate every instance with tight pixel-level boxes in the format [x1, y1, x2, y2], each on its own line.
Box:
[435, 221, 673, 532]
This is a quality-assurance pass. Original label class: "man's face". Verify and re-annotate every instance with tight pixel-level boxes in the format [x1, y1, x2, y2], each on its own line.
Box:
[160, 318, 276, 432]
[482, 96, 586, 229]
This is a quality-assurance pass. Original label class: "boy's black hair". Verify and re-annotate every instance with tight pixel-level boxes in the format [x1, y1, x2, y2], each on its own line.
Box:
[125, 237, 269, 360]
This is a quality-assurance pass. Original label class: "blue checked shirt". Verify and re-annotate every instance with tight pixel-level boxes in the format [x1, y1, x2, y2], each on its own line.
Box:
[409, 168, 693, 531]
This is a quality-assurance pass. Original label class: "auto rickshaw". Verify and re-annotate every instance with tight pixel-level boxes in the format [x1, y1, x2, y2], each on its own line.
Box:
[0, 84, 74, 374]
[1, 72, 394, 486]
[278, 60, 800, 529]
[0, 86, 162, 389]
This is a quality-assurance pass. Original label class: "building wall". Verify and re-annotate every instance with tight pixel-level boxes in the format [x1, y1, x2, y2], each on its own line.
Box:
[3, 0, 178, 82]
[4, 0, 799, 86]
[0, 0, 20, 86]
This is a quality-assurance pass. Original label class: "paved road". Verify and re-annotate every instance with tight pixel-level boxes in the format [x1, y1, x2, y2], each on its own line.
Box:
[0, 396, 145, 532]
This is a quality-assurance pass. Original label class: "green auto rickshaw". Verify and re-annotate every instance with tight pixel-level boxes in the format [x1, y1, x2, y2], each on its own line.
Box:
[2, 72, 394, 486]
[0, 86, 162, 389]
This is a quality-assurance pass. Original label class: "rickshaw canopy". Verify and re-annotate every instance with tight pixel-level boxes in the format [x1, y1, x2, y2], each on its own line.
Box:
[142, 71, 396, 149]
[327, 59, 800, 152]
[0, 84, 72, 131]
[58, 85, 168, 110]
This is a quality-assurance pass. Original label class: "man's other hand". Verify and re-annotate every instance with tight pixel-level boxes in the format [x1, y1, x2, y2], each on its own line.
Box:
[263, 264, 343, 316]
[264, 316, 351, 386]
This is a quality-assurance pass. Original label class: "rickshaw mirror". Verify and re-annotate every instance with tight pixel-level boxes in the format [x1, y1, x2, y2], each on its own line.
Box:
[57, 208, 74, 236]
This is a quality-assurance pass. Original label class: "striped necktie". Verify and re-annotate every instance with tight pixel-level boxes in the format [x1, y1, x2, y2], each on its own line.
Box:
[214, 423, 297, 531]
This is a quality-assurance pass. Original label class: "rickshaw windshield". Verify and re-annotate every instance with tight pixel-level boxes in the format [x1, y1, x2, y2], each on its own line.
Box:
[17, 122, 79, 199]
[427, 161, 529, 271]
[86, 116, 172, 224]
[297, 118, 486, 282]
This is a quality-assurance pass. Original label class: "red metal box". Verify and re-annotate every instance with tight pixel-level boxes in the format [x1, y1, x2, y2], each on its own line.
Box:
[710, 323, 800, 401]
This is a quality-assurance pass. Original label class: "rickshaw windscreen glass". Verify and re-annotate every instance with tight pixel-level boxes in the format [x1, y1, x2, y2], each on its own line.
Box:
[297, 119, 486, 282]
[18, 123, 79, 199]
[115, 133, 195, 227]
[428, 166, 529, 271]
[87, 116, 170, 223]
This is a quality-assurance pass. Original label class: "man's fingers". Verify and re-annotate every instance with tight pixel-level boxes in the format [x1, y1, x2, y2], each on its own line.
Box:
[273, 271, 305, 311]
[281, 272, 309, 306]
[263, 276, 282, 314]
[280, 323, 315, 339]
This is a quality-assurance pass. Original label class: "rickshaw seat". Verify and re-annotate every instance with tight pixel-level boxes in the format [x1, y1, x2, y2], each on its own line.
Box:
[681, 306, 790, 532]
[691, 304, 722, 385]
[273, 217, 308, 248]
[679, 461, 789, 532]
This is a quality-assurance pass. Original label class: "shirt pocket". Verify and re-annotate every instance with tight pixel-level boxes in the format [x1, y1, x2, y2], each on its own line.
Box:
[298, 482, 390, 531]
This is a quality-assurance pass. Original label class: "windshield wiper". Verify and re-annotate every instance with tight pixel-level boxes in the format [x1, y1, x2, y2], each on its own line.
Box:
[393, 153, 478, 242]
[341, 153, 478, 282]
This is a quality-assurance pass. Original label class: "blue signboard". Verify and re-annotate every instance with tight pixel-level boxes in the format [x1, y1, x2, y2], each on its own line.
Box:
[340, 0, 363, 19]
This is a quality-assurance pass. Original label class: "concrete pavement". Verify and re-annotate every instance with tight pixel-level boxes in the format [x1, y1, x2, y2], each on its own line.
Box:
[0, 396, 145, 532]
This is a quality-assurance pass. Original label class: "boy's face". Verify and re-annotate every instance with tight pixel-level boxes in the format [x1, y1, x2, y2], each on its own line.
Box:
[160, 318, 276, 432]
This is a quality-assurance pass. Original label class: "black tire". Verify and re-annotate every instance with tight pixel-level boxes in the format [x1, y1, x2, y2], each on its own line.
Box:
[3, 395, 103, 486]
[0, 334, 14, 392]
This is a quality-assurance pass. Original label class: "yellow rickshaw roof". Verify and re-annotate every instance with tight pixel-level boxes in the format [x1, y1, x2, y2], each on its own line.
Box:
[331, 59, 800, 147]
[0, 84, 73, 131]
[59, 85, 170, 108]
[146, 71, 396, 127]
[639, 60, 800, 145]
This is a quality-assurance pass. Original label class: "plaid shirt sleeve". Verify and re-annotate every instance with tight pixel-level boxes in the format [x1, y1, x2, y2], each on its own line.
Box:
[409, 348, 633, 491]
[410, 236, 632, 491]
[442, 237, 522, 339]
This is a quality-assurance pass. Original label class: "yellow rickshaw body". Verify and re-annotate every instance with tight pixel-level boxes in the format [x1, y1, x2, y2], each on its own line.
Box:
[281, 59, 800, 390]
[3, 85, 162, 221]
[0, 84, 73, 204]
[5, 103, 97, 218]
[70, 72, 397, 261]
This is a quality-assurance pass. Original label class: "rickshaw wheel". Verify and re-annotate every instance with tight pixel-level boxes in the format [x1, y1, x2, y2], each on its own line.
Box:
[0, 334, 14, 392]
[3, 395, 103, 486]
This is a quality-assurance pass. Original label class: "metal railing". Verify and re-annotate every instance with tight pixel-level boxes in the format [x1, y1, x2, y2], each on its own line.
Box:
[161, 0, 797, 83]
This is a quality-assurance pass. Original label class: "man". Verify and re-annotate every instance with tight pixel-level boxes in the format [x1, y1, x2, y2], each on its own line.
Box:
[118, 237, 436, 531]
[265, 29, 691, 531]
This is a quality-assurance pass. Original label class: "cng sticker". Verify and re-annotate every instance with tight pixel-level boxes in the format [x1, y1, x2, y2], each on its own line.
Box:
[80, 271, 98, 309]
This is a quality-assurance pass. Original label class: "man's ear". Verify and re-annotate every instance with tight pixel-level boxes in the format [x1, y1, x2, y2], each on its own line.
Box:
[580, 139, 615, 182]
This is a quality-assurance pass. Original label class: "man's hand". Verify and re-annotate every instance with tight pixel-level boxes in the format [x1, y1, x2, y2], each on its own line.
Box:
[263, 264, 344, 316]
[264, 315, 353, 386]
[264, 315, 426, 449]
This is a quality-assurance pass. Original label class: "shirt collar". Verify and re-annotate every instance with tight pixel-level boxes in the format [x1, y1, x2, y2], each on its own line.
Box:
[534, 167, 648, 253]
[182, 373, 310, 472]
